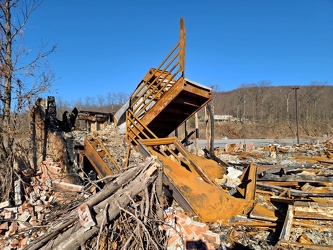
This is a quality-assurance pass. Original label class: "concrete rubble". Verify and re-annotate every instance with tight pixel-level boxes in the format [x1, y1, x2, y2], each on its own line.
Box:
[1, 121, 333, 249]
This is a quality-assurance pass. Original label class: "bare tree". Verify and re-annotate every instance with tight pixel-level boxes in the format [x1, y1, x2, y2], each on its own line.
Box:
[0, 0, 56, 201]
[96, 94, 105, 107]
[115, 92, 129, 105]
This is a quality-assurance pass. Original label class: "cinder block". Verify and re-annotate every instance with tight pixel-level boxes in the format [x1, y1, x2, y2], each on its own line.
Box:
[77, 203, 96, 229]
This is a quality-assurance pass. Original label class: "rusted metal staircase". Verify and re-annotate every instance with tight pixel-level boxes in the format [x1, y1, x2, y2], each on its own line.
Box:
[114, 18, 212, 145]
[83, 134, 121, 183]
[114, 18, 256, 222]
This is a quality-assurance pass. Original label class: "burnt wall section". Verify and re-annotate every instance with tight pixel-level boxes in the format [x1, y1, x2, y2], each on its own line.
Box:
[30, 96, 79, 184]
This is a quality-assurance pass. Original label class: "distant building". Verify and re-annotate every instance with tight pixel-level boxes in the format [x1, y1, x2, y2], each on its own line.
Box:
[214, 114, 234, 122]
[77, 111, 113, 132]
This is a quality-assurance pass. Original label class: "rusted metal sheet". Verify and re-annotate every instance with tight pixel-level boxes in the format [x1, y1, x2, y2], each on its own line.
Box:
[83, 137, 114, 183]
[259, 173, 333, 183]
[291, 155, 332, 164]
[142, 77, 211, 138]
[141, 137, 217, 186]
[249, 204, 278, 222]
[139, 137, 255, 223]
[239, 163, 257, 201]
[235, 163, 258, 214]
[157, 152, 250, 223]
[257, 182, 333, 198]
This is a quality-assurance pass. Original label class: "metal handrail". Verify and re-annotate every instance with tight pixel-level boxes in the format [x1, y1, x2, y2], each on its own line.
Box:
[129, 18, 186, 119]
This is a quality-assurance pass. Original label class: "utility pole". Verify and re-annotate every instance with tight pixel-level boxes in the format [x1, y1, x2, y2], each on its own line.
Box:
[291, 87, 300, 144]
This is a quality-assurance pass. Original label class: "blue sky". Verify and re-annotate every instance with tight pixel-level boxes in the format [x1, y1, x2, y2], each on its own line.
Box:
[23, 0, 333, 102]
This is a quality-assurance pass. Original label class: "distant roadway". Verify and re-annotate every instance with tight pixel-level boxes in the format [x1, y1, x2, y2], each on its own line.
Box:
[197, 138, 320, 149]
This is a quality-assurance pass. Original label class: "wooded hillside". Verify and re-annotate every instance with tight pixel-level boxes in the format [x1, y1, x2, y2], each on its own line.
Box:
[209, 84, 333, 139]
[51, 84, 333, 140]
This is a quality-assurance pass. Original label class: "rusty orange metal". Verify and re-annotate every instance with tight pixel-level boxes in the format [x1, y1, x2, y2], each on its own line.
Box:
[159, 152, 250, 223]
[83, 135, 121, 183]
[118, 18, 256, 223]
[191, 154, 226, 179]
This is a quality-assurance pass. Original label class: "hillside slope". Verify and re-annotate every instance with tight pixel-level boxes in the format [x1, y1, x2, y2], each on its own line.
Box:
[194, 84, 333, 139]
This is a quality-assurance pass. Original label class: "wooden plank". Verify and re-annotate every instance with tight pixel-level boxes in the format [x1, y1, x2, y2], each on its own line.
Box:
[294, 211, 333, 220]
[279, 205, 294, 241]
[257, 182, 333, 197]
[259, 174, 333, 183]
[259, 181, 299, 187]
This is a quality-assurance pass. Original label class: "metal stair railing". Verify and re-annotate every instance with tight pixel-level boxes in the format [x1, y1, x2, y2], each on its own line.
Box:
[129, 18, 186, 121]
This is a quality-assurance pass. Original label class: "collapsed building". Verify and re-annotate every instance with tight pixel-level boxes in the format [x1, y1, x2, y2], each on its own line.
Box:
[1, 18, 333, 250]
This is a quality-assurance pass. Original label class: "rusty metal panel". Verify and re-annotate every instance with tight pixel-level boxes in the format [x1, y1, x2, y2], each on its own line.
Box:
[84, 137, 114, 183]
[138, 138, 252, 222]
[159, 152, 250, 223]
[139, 77, 211, 138]
[141, 137, 217, 186]
[250, 204, 278, 222]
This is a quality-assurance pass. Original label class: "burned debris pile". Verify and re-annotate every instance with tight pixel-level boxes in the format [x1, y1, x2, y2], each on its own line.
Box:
[214, 139, 333, 249]
[1, 152, 165, 249]
[2, 116, 333, 249]
[1, 18, 333, 250]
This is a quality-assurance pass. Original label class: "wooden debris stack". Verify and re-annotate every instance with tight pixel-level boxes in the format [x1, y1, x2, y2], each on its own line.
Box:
[0, 156, 165, 249]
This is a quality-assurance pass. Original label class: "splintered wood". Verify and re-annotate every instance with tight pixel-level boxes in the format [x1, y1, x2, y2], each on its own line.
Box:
[0, 156, 164, 249]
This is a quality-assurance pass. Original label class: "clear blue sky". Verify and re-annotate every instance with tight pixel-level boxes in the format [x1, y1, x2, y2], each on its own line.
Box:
[24, 0, 333, 103]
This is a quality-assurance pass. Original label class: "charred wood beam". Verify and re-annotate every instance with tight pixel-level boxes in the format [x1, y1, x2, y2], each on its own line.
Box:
[203, 148, 229, 168]
[26, 158, 155, 250]
[257, 163, 316, 176]
[181, 130, 195, 146]
[258, 173, 333, 183]
[40, 159, 159, 250]
[257, 182, 333, 197]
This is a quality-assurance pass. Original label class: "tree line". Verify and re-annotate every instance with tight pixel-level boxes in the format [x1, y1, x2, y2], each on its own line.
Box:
[55, 92, 129, 117]
[211, 81, 332, 138]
